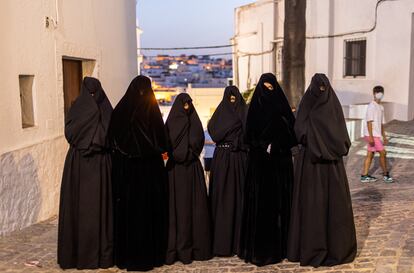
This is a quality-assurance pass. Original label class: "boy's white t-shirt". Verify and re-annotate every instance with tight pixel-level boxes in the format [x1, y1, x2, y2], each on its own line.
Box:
[364, 101, 385, 137]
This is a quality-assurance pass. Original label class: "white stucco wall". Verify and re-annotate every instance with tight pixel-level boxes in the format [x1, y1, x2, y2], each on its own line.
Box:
[306, 0, 414, 121]
[234, 0, 414, 121]
[233, 0, 284, 92]
[0, 0, 137, 235]
[187, 87, 224, 129]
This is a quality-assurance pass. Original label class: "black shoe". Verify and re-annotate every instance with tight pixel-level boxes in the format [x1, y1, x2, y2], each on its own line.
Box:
[360, 175, 378, 183]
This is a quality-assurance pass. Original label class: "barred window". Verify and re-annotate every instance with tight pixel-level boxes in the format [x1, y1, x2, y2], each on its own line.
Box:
[344, 39, 366, 77]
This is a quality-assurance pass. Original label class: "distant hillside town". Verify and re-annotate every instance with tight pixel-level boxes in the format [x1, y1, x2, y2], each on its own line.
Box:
[140, 54, 233, 105]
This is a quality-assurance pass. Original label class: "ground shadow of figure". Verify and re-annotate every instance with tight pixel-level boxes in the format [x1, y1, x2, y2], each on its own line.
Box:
[351, 187, 383, 257]
[369, 153, 394, 177]
[0, 152, 42, 235]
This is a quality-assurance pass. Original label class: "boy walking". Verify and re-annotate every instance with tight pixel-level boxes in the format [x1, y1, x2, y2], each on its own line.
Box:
[361, 86, 393, 183]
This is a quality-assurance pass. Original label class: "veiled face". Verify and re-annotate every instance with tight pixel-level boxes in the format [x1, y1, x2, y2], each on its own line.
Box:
[264, 82, 274, 91]
[84, 77, 101, 97]
[89, 88, 98, 97]
[183, 102, 190, 110]
[230, 95, 236, 103]
[310, 74, 332, 96]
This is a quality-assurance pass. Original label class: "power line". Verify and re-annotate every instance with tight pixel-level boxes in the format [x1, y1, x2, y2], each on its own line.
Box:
[271, 0, 398, 40]
[306, 0, 398, 39]
[141, 52, 233, 58]
[237, 45, 275, 57]
[140, 0, 397, 56]
[139, 44, 234, 51]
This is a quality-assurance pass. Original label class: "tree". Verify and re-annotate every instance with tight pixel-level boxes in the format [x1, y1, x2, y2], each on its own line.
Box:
[283, 0, 306, 108]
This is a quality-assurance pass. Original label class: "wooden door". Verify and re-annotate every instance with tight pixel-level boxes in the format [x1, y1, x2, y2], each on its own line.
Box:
[63, 59, 83, 117]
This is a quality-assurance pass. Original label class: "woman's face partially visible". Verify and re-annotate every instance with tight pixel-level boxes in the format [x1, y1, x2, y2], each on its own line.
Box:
[230, 95, 236, 103]
[183, 102, 190, 111]
[263, 82, 274, 91]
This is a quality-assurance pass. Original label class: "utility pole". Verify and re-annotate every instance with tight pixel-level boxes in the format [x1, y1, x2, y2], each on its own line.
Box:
[283, 0, 306, 108]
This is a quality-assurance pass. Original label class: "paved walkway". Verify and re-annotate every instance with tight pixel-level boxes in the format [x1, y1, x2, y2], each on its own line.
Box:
[0, 120, 413, 273]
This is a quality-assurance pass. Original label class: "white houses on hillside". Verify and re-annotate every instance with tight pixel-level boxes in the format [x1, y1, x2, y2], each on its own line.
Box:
[0, 0, 138, 235]
[234, 0, 414, 122]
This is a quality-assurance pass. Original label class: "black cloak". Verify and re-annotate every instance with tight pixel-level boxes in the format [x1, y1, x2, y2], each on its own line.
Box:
[58, 77, 113, 269]
[109, 75, 169, 271]
[287, 73, 357, 267]
[208, 86, 248, 256]
[239, 73, 297, 266]
[165, 93, 212, 264]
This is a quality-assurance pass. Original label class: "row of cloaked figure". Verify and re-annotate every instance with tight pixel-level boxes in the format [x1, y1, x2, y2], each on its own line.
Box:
[58, 73, 357, 271]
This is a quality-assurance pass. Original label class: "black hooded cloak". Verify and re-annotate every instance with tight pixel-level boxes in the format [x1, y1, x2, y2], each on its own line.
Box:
[165, 93, 212, 264]
[239, 73, 297, 266]
[109, 75, 169, 271]
[58, 77, 113, 269]
[287, 73, 357, 267]
[208, 86, 248, 256]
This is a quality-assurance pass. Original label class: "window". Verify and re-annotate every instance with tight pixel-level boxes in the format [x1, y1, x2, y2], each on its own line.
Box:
[19, 75, 35, 128]
[344, 39, 366, 77]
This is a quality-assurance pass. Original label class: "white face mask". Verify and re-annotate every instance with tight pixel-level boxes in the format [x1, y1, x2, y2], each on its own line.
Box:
[375, 92, 384, 100]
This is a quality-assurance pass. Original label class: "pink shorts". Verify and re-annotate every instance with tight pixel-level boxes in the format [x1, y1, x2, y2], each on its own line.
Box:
[364, 136, 384, 152]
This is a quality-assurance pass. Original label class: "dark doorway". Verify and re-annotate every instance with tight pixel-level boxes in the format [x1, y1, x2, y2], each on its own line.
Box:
[62, 59, 83, 117]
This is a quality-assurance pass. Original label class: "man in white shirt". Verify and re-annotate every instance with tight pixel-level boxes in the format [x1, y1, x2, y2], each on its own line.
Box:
[361, 86, 393, 183]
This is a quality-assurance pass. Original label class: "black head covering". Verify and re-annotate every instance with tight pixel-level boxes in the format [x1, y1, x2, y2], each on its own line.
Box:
[65, 77, 113, 152]
[109, 75, 168, 157]
[246, 73, 296, 150]
[166, 93, 204, 163]
[295, 73, 351, 162]
[208, 85, 247, 150]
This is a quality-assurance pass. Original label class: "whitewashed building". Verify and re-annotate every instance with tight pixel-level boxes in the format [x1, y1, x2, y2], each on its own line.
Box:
[187, 85, 224, 129]
[157, 85, 224, 129]
[232, 0, 284, 93]
[0, 0, 138, 235]
[234, 0, 414, 122]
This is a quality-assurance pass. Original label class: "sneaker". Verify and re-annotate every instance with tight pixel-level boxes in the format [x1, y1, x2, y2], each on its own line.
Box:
[383, 175, 394, 183]
[361, 175, 378, 183]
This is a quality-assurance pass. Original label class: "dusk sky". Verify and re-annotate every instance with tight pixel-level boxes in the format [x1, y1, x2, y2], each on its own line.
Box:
[136, 0, 254, 57]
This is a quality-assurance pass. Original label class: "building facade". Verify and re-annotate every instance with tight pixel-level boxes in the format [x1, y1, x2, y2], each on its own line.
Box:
[232, 0, 284, 93]
[0, 0, 138, 235]
[234, 0, 414, 122]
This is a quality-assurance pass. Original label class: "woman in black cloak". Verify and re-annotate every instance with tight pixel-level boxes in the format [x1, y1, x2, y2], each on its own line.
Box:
[165, 93, 212, 264]
[58, 77, 113, 269]
[287, 73, 357, 267]
[109, 75, 169, 271]
[239, 73, 297, 266]
[208, 86, 248, 256]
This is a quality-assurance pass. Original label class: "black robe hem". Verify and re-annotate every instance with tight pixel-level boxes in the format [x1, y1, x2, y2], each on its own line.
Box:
[166, 251, 213, 265]
[115, 262, 164, 272]
[241, 256, 284, 267]
[287, 253, 356, 268]
[58, 260, 114, 270]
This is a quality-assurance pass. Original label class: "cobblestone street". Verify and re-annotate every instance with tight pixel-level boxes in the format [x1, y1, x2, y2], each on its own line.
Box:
[0, 120, 413, 273]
